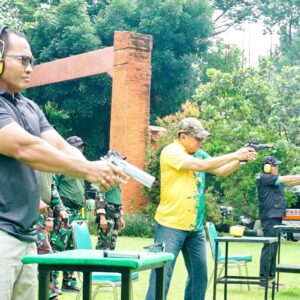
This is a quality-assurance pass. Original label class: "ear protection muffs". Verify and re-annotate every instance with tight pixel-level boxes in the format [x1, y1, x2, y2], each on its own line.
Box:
[263, 163, 272, 173]
[0, 25, 8, 76]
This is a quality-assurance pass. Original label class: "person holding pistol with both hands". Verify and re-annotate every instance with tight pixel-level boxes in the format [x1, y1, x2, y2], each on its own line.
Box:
[0, 25, 127, 300]
[145, 117, 257, 300]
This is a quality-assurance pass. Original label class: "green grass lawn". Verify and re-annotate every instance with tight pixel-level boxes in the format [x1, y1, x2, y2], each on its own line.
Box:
[58, 236, 300, 300]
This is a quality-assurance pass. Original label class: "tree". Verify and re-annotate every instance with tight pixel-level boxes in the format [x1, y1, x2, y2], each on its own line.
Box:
[212, 0, 261, 36]
[23, 0, 111, 159]
[94, 0, 214, 118]
[202, 39, 243, 82]
[0, 0, 23, 29]
[145, 62, 300, 221]
[194, 63, 300, 217]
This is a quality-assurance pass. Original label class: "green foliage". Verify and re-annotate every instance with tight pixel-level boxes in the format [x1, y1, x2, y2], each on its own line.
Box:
[94, 0, 214, 118]
[145, 62, 300, 222]
[119, 213, 154, 238]
[21, 0, 112, 160]
[202, 40, 243, 82]
[12, 0, 216, 157]
[43, 101, 72, 137]
[212, 0, 261, 35]
[194, 63, 300, 217]
[0, 0, 23, 29]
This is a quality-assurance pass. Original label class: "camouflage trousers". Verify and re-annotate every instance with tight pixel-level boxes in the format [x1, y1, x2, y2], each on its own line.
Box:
[50, 207, 83, 286]
[36, 217, 58, 299]
[37, 222, 52, 255]
[96, 209, 122, 250]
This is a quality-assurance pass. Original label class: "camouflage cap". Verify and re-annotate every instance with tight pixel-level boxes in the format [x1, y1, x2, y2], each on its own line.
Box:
[66, 136, 87, 147]
[178, 117, 210, 139]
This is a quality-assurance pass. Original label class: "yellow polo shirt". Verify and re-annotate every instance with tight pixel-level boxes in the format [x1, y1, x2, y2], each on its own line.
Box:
[155, 140, 199, 231]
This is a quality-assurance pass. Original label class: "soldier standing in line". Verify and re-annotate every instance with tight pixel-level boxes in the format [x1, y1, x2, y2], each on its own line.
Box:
[95, 185, 125, 250]
[38, 172, 69, 298]
[51, 136, 87, 292]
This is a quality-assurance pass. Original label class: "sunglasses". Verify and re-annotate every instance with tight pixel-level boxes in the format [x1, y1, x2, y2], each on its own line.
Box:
[4, 54, 35, 68]
[184, 133, 203, 142]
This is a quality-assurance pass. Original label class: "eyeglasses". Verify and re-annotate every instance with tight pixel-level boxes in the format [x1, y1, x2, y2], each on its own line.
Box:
[192, 136, 203, 142]
[184, 133, 203, 142]
[4, 55, 35, 68]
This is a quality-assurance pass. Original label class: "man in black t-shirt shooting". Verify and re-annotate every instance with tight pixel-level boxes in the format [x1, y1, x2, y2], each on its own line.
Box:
[257, 156, 300, 286]
[0, 25, 127, 300]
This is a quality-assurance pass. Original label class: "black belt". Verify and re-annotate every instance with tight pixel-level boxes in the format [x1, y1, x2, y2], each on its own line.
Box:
[61, 197, 82, 210]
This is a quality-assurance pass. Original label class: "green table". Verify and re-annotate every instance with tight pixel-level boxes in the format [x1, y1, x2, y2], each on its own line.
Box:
[22, 249, 174, 300]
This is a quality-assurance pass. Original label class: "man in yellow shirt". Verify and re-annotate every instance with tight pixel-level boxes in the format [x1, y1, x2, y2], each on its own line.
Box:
[145, 117, 257, 300]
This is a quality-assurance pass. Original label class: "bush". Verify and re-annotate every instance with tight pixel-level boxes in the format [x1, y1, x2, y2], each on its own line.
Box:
[119, 213, 154, 238]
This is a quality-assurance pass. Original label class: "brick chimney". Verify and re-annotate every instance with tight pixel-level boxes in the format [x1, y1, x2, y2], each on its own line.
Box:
[110, 31, 153, 212]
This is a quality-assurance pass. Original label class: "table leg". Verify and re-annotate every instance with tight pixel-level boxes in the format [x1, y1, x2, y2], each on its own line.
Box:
[276, 234, 281, 292]
[271, 280, 275, 300]
[224, 242, 228, 300]
[155, 266, 165, 300]
[213, 241, 219, 300]
[121, 270, 132, 300]
[265, 244, 272, 300]
[82, 272, 92, 300]
[38, 266, 49, 300]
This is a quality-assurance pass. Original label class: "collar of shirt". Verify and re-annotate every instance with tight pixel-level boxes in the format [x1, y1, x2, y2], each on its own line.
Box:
[0, 88, 21, 105]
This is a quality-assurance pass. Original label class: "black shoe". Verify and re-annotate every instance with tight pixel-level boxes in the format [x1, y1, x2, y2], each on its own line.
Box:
[258, 281, 275, 289]
[61, 285, 80, 293]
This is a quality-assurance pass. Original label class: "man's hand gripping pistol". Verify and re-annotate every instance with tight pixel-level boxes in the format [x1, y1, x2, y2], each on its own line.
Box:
[241, 140, 273, 163]
[93, 150, 155, 191]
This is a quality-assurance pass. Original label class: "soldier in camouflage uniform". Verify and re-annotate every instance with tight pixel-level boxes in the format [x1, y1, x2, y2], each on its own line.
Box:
[95, 186, 125, 250]
[49, 175, 69, 295]
[36, 200, 58, 300]
[38, 172, 68, 299]
[51, 136, 87, 292]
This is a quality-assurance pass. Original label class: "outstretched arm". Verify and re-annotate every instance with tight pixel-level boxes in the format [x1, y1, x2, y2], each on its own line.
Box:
[181, 147, 256, 173]
[279, 175, 300, 186]
[0, 122, 127, 191]
[209, 161, 241, 176]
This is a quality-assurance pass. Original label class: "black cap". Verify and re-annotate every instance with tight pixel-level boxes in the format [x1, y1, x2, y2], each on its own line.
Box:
[261, 156, 281, 167]
[0, 25, 8, 37]
[66, 136, 87, 147]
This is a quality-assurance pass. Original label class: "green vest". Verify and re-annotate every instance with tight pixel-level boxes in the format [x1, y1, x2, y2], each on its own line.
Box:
[193, 149, 210, 231]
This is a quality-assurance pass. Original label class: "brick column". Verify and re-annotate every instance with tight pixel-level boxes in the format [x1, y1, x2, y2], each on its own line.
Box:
[110, 31, 153, 212]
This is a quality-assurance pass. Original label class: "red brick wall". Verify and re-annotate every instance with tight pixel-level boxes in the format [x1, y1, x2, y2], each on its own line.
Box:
[110, 31, 153, 212]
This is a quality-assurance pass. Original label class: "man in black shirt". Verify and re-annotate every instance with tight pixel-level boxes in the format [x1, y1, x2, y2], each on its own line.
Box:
[0, 25, 127, 300]
[257, 155, 300, 285]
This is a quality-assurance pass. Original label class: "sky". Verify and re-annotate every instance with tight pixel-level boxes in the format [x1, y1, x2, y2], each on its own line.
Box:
[219, 20, 279, 67]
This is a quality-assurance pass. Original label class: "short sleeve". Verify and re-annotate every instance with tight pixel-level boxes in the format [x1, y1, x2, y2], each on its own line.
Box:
[28, 100, 52, 133]
[161, 144, 190, 170]
[0, 104, 15, 129]
[258, 173, 278, 187]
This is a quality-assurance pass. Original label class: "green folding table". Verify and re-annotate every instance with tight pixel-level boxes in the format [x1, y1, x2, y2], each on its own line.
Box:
[22, 249, 174, 300]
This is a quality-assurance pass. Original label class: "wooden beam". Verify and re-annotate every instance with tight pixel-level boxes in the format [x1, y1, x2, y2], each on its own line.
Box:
[28, 47, 114, 88]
